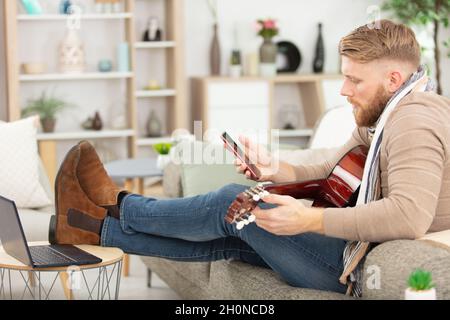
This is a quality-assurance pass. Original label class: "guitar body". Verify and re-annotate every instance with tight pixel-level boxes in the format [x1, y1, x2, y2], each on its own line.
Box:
[225, 145, 368, 229]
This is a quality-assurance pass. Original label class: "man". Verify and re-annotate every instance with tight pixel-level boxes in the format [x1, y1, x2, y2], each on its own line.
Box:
[51, 20, 450, 297]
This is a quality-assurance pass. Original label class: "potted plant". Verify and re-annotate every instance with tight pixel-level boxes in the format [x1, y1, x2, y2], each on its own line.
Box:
[256, 18, 279, 76]
[22, 91, 74, 133]
[382, 0, 450, 95]
[405, 268, 437, 300]
[153, 143, 173, 170]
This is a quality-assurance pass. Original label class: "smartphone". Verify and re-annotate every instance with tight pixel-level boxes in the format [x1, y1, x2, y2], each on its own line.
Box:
[221, 132, 261, 180]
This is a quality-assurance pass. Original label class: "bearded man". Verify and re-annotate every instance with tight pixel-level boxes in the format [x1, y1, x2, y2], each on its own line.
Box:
[50, 20, 450, 297]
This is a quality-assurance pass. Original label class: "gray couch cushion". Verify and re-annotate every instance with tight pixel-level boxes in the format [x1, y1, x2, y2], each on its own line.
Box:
[141, 257, 352, 300]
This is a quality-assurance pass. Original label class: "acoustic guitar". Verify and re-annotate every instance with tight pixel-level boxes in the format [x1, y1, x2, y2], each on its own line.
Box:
[225, 145, 368, 230]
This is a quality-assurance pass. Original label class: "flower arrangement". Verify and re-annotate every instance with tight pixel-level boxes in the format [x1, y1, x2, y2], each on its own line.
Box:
[256, 19, 279, 39]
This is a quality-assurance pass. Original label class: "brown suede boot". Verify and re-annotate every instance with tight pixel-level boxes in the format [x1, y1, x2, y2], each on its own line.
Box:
[77, 141, 126, 215]
[50, 144, 108, 245]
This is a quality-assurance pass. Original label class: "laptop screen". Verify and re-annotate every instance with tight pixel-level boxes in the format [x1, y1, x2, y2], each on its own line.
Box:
[0, 195, 33, 266]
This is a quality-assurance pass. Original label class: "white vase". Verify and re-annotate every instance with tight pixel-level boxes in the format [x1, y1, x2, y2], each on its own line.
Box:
[404, 287, 436, 300]
[157, 154, 171, 170]
[259, 63, 277, 77]
[229, 65, 242, 78]
[59, 29, 86, 73]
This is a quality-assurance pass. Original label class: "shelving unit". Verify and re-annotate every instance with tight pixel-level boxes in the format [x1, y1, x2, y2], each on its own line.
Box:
[3, 0, 186, 183]
[19, 72, 133, 81]
[132, 0, 187, 152]
[17, 13, 133, 20]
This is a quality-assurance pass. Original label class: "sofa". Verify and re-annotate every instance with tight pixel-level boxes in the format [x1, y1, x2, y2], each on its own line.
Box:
[140, 106, 450, 300]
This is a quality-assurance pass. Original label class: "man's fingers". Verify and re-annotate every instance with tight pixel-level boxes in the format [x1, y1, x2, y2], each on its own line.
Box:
[261, 194, 292, 205]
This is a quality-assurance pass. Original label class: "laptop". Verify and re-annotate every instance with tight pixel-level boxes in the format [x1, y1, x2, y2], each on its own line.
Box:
[0, 195, 102, 268]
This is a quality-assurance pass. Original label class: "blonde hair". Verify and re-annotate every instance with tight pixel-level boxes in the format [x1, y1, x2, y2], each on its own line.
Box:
[339, 20, 421, 68]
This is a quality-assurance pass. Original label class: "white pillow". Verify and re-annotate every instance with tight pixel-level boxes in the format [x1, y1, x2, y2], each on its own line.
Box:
[0, 117, 52, 208]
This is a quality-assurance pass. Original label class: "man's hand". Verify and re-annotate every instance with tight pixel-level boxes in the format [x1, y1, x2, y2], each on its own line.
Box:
[234, 136, 277, 182]
[251, 194, 325, 235]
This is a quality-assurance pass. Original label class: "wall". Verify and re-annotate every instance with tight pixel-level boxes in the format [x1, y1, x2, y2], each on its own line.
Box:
[0, 3, 7, 121]
[183, 0, 450, 107]
[183, 0, 387, 114]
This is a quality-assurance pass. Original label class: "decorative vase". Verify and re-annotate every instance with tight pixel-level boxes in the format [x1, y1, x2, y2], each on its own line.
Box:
[117, 42, 130, 72]
[210, 24, 221, 76]
[259, 37, 277, 77]
[146, 110, 162, 137]
[21, 0, 43, 15]
[313, 23, 325, 73]
[59, 29, 86, 73]
[405, 287, 436, 300]
[92, 112, 103, 131]
[41, 118, 56, 133]
[98, 60, 113, 72]
[59, 0, 72, 14]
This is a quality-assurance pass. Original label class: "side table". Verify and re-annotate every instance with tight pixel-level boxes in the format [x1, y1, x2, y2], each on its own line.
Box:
[104, 158, 163, 277]
[0, 242, 123, 300]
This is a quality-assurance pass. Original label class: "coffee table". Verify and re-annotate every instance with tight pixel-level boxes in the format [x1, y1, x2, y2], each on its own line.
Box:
[0, 242, 123, 300]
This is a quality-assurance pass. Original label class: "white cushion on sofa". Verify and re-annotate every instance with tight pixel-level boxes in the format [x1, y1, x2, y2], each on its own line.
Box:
[0, 117, 51, 208]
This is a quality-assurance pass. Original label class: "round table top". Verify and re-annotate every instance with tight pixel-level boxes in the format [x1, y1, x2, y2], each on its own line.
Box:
[104, 158, 163, 179]
[0, 242, 124, 271]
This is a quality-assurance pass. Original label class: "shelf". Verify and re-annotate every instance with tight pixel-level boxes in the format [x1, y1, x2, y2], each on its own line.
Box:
[137, 136, 173, 146]
[17, 13, 133, 21]
[272, 129, 315, 138]
[135, 89, 176, 98]
[135, 41, 176, 49]
[19, 72, 133, 82]
[197, 74, 343, 83]
[37, 129, 135, 141]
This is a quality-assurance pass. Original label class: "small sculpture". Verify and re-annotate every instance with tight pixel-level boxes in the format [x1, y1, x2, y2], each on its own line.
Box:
[82, 111, 103, 131]
[143, 17, 162, 42]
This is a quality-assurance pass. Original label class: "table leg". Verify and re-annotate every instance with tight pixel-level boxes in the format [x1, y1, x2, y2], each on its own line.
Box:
[122, 254, 130, 277]
[138, 178, 144, 195]
[124, 179, 134, 193]
[28, 271, 36, 287]
[59, 272, 73, 300]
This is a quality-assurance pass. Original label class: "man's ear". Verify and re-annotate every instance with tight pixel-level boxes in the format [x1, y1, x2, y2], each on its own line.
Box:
[387, 70, 405, 93]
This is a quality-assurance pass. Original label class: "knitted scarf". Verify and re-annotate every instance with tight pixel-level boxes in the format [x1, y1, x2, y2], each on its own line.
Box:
[340, 65, 434, 297]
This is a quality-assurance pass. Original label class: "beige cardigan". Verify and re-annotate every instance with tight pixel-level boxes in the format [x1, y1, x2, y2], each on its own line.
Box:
[293, 91, 450, 243]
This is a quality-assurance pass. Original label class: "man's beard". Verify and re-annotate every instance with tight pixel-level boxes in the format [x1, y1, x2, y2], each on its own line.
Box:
[349, 86, 393, 127]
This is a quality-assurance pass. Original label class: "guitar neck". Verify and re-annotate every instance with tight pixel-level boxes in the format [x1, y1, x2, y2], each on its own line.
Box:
[263, 180, 324, 200]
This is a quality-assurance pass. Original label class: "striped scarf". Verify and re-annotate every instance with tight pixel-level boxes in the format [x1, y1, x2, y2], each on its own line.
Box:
[340, 66, 435, 297]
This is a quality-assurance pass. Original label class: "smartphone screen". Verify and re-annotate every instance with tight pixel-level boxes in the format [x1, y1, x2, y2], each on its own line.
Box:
[221, 132, 261, 179]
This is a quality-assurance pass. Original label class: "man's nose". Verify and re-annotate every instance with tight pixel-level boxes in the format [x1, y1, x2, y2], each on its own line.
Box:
[340, 81, 353, 97]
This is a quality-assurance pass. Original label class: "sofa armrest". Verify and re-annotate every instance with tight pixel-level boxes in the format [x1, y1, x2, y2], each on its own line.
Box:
[362, 240, 450, 299]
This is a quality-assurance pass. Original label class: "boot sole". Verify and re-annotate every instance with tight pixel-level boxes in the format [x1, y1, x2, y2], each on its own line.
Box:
[48, 215, 56, 244]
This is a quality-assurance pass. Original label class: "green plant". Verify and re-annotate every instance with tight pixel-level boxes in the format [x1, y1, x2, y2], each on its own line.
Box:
[382, 0, 450, 95]
[256, 19, 279, 39]
[21, 91, 74, 120]
[153, 143, 172, 155]
[407, 268, 435, 291]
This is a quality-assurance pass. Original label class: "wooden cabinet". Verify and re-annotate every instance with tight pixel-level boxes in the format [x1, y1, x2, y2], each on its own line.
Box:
[192, 74, 343, 146]
[193, 79, 271, 143]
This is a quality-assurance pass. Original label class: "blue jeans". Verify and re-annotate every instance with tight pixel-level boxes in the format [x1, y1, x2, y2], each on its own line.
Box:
[101, 183, 348, 294]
